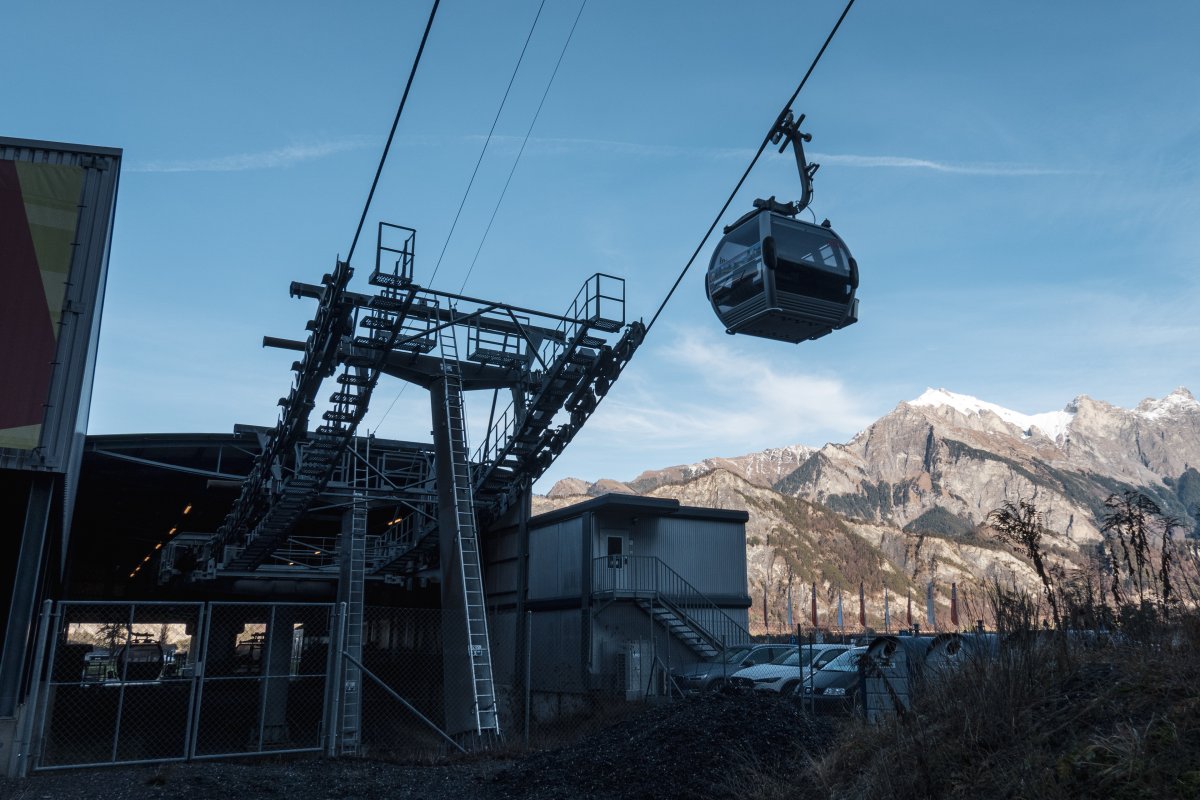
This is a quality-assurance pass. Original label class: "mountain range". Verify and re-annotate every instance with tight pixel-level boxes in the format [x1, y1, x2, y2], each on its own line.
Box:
[536, 388, 1200, 632]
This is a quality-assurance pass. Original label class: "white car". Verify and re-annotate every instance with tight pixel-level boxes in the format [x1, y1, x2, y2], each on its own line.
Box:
[727, 643, 849, 694]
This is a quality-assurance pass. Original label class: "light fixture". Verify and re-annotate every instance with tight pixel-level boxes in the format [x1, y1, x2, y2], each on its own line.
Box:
[183, 504, 193, 515]
[154, 543, 162, 550]
[142, 555, 151, 562]
[169, 527, 177, 535]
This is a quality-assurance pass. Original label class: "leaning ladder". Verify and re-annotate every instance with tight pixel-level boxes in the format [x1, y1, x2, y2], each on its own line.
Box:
[339, 435, 368, 753]
[438, 322, 501, 736]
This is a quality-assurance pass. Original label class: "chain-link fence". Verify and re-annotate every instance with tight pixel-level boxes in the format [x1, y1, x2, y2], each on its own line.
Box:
[23, 600, 850, 773]
[25, 601, 335, 772]
[191, 602, 334, 759]
[34, 601, 204, 769]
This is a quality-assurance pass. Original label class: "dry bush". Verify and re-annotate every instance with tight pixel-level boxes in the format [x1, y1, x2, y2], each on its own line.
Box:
[739, 609, 1200, 800]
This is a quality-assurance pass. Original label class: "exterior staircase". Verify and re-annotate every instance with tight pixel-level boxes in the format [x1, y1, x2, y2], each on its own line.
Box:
[592, 556, 751, 658]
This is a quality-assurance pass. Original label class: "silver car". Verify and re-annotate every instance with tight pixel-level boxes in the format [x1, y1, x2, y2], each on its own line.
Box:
[670, 644, 794, 694]
[727, 643, 848, 694]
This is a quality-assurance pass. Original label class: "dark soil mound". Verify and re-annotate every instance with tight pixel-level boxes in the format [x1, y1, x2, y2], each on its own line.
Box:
[488, 693, 833, 800]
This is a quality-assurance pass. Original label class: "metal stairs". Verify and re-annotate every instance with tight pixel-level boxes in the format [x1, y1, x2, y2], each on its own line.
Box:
[593, 556, 751, 658]
[634, 597, 723, 659]
[471, 275, 644, 517]
[438, 323, 501, 736]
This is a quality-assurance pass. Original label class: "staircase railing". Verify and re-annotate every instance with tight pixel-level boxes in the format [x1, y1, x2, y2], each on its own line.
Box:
[591, 556, 751, 647]
[472, 273, 625, 475]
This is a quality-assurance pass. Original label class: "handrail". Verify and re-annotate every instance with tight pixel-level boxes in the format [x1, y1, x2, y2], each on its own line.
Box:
[591, 556, 751, 647]
[470, 273, 626, 477]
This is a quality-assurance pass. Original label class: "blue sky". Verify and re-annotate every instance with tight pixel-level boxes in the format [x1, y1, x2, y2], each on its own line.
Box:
[6, 1, 1199, 487]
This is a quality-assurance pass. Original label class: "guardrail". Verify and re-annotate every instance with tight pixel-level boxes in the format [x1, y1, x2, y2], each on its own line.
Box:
[591, 556, 751, 648]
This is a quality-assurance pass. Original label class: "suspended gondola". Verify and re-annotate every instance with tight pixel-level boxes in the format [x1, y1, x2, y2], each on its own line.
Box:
[706, 112, 858, 344]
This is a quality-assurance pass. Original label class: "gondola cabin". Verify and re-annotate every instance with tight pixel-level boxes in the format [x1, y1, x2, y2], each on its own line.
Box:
[706, 209, 858, 344]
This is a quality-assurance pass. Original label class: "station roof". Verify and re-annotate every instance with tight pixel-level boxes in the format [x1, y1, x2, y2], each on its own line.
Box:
[530, 492, 749, 527]
[70, 430, 432, 598]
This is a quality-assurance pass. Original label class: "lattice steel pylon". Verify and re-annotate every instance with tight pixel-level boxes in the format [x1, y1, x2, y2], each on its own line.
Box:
[187, 220, 644, 748]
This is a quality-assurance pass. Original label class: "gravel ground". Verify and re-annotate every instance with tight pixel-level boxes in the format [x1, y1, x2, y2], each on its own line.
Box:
[1, 695, 833, 800]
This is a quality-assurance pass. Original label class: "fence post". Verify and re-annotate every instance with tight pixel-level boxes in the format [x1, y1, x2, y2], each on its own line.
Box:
[256, 605, 276, 752]
[110, 604, 136, 764]
[523, 610, 532, 749]
[182, 603, 207, 762]
[13, 599, 53, 777]
[324, 602, 347, 757]
[189, 603, 214, 759]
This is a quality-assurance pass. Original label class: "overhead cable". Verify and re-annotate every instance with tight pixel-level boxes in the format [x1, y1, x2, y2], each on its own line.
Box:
[428, 0, 549, 286]
[373, 0, 558, 434]
[347, 0, 442, 265]
[645, 0, 856, 335]
[459, 0, 589, 294]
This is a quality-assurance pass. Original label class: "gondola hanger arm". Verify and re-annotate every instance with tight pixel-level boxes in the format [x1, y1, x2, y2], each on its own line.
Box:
[770, 110, 820, 213]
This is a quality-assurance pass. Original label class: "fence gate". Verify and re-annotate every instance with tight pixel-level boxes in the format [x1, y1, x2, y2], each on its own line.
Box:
[28, 600, 337, 772]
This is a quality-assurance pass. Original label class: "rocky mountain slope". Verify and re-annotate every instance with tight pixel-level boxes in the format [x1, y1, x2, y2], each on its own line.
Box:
[776, 387, 1200, 543]
[537, 388, 1200, 632]
[543, 445, 814, 499]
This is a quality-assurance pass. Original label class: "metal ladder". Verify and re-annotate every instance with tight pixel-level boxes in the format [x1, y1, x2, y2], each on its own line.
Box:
[340, 437, 368, 754]
[437, 321, 501, 736]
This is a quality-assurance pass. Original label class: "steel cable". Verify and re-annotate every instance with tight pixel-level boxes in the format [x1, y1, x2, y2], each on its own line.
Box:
[428, 0, 549, 286]
[347, 0, 441, 265]
[458, 0, 589, 294]
[645, 0, 856, 335]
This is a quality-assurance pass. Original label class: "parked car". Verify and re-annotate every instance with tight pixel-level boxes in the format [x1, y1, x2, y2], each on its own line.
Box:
[671, 644, 794, 695]
[799, 646, 868, 713]
[727, 643, 849, 694]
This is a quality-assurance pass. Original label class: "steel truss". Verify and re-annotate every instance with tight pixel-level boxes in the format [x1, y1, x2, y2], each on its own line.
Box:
[185, 222, 642, 580]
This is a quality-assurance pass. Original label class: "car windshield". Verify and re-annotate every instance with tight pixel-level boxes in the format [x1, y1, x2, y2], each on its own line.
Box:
[719, 648, 753, 664]
[773, 648, 828, 667]
[768, 648, 800, 665]
[823, 648, 866, 672]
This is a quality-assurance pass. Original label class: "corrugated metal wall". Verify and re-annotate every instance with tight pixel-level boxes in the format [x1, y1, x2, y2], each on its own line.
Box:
[638, 516, 748, 597]
[483, 524, 520, 606]
[528, 517, 583, 600]
[529, 609, 584, 693]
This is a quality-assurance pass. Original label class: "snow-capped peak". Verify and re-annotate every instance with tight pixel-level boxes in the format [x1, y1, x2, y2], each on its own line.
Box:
[908, 388, 1074, 441]
[1135, 387, 1199, 420]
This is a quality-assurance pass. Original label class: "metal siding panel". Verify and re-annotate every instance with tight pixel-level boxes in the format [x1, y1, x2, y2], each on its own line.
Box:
[560, 517, 582, 596]
[530, 610, 583, 693]
[527, 526, 560, 600]
[488, 611, 518, 686]
[485, 560, 519, 599]
[0, 139, 120, 476]
[644, 517, 747, 597]
[528, 518, 583, 599]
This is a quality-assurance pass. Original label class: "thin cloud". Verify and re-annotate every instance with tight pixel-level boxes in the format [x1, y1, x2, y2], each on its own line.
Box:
[588, 327, 874, 454]
[129, 136, 376, 173]
[471, 134, 1071, 175]
[810, 152, 1075, 176]
[471, 133, 749, 161]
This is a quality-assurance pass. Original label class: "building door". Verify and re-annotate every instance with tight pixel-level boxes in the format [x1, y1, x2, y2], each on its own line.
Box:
[603, 531, 630, 592]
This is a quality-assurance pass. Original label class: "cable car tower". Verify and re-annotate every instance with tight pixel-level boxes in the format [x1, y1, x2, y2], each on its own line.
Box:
[184, 222, 643, 747]
[705, 112, 859, 344]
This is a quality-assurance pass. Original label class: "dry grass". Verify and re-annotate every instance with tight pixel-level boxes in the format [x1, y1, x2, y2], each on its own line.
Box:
[739, 615, 1200, 800]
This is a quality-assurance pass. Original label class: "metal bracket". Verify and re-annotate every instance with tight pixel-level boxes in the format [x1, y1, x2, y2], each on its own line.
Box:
[768, 110, 820, 214]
